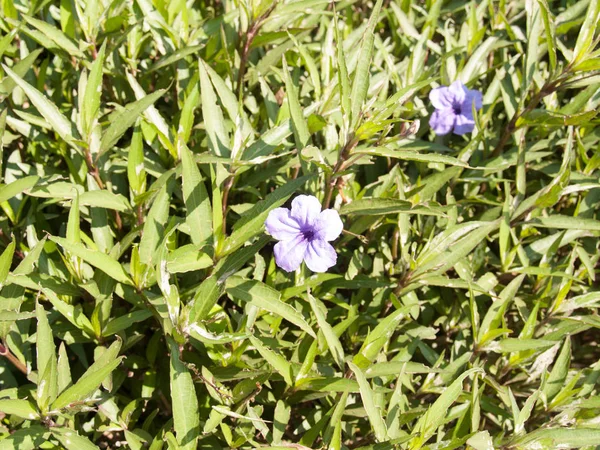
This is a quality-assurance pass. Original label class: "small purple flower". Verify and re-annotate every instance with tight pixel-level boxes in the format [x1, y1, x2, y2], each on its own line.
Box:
[429, 81, 483, 136]
[265, 195, 343, 273]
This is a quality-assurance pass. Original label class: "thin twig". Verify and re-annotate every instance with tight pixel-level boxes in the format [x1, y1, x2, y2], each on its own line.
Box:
[0, 342, 27, 375]
[236, 3, 278, 97]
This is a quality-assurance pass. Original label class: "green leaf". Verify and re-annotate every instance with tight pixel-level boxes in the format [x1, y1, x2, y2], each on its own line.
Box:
[0, 425, 46, 450]
[139, 173, 173, 264]
[354, 307, 410, 367]
[2, 65, 78, 143]
[339, 198, 446, 216]
[52, 428, 98, 450]
[36, 302, 58, 412]
[57, 343, 72, 393]
[478, 275, 525, 344]
[530, 215, 600, 231]
[518, 428, 600, 448]
[187, 275, 223, 323]
[364, 361, 440, 378]
[180, 143, 212, 246]
[226, 276, 316, 338]
[572, 0, 600, 63]
[0, 239, 15, 288]
[307, 292, 345, 370]
[99, 89, 166, 156]
[22, 15, 83, 58]
[0, 49, 43, 96]
[167, 245, 213, 274]
[0, 176, 39, 203]
[50, 236, 133, 285]
[486, 338, 556, 353]
[42, 287, 95, 337]
[82, 42, 106, 136]
[52, 339, 123, 410]
[350, 0, 383, 129]
[168, 337, 200, 450]
[543, 337, 571, 401]
[249, 336, 293, 385]
[282, 58, 310, 149]
[348, 362, 387, 442]
[354, 147, 471, 167]
[79, 190, 131, 212]
[199, 58, 230, 157]
[102, 310, 153, 336]
[0, 399, 39, 420]
[411, 369, 483, 448]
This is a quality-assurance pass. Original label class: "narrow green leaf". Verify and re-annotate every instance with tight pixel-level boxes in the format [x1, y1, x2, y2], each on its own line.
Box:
[340, 198, 446, 216]
[50, 236, 133, 285]
[282, 57, 310, 149]
[487, 338, 556, 353]
[52, 428, 98, 450]
[250, 336, 293, 385]
[573, 0, 600, 63]
[102, 310, 153, 336]
[226, 276, 316, 338]
[82, 41, 106, 136]
[0, 239, 15, 288]
[22, 15, 83, 57]
[543, 337, 571, 401]
[139, 174, 173, 263]
[180, 143, 212, 246]
[0, 49, 43, 97]
[199, 59, 230, 157]
[2, 65, 77, 143]
[478, 275, 525, 344]
[350, 0, 383, 129]
[354, 147, 471, 167]
[348, 362, 387, 442]
[52, 339, 123, 410]
[412, 369, 483, 447]
[0, 399, 39, 420]
[0, 425, 46, 450]
[99, 89, 166, 156]
[307, 292, 345, 370]
[530, 215, 600, 231]
[36, 302, 58, 411]
[168, 337, 200, 450]
[0, 176, 39, 204]
[57, 343, 72, 393]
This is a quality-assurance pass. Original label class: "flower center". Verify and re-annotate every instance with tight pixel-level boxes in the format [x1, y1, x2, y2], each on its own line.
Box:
[302, 228, 316, 241]
[452, 102, 462, 115]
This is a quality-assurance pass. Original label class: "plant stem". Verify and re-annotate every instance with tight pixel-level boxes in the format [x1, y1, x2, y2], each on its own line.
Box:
[490, 77, 565, 158]
[322, 137, 358, 209]
[236, 3, 278, 97]
[0, 342, 27, 375]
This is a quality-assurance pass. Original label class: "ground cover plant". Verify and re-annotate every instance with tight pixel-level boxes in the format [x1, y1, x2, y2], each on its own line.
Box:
[1, 0, 600, 448]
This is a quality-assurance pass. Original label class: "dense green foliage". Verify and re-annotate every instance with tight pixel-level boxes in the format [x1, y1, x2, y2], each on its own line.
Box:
[1, 0, 600, 448]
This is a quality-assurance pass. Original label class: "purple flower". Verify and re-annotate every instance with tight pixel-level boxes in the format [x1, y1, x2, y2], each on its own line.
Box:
[265, 195, 343, 273]
[429, 81, 483, 136]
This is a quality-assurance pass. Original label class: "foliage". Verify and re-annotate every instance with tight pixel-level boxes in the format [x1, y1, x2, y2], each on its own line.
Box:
[0, 0, 600, 449]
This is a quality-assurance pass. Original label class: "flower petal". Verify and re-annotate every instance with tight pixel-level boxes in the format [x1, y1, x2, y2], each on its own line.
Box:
[314, 209, 343, 241]
[453, 114, 476, 135]
[461, 89, 483, 116]
[273, 236, 308, 272]
[429, 86, 453, 109]
[304, 240, 337, 273]
[265, 207, 301, 240]
[429, 108, 455, 135]
[448, 81, 468, 103]
[290, 195, 322, 227]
